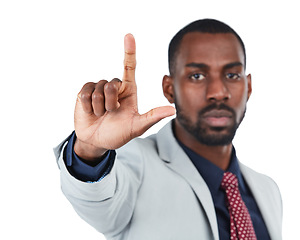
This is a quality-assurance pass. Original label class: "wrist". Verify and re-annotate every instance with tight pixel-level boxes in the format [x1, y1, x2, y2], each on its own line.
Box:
[74, 138, 107, 162]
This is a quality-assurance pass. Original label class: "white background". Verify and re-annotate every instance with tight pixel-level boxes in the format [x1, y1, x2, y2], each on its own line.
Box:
[1, 0, 299, 239]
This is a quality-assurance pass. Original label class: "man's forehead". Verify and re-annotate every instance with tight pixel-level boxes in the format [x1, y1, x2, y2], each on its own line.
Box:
[177, 32, 244, 64]
[180, 32, 242, 48]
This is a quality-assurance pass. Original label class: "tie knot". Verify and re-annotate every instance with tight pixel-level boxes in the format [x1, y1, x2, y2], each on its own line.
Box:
[221, 172, 238, 190]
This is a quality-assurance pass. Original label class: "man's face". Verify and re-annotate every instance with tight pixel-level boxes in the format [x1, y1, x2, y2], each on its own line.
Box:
[164, 32, 252, 146]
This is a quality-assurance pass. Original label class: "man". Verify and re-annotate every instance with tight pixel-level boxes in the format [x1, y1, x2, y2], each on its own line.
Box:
[54, 19, 282, 239]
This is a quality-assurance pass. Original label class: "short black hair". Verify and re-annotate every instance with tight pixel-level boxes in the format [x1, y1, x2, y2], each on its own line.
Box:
[168, 19, 246, 76]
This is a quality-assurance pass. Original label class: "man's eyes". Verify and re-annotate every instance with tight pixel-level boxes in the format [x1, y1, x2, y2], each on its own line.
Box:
[226, 73, 241, 80]
[189, 73, 206, 81]
[188, 72, 241, 81]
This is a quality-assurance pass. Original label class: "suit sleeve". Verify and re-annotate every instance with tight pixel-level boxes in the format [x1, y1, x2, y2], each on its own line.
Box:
[55, 138, 145, 238]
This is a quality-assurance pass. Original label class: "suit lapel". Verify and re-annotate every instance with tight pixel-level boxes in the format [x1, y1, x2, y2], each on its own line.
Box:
[156, 121, 219, 240]
[240, 163, 282, 239]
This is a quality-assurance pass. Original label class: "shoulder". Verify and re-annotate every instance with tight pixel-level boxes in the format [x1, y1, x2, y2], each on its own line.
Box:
[239, 162, 282, 210]
[240, 163, 280, 189]
[239, 163, 283, 236]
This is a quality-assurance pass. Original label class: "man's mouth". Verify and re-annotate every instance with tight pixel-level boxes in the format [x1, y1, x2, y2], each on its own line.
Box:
[202, 110, 233, 127]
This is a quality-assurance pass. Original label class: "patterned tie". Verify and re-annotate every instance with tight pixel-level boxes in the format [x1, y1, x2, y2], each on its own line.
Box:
[221, 172, 257, 240]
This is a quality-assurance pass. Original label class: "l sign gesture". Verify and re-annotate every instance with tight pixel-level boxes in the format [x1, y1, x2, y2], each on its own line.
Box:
[74, 34, 175, 161]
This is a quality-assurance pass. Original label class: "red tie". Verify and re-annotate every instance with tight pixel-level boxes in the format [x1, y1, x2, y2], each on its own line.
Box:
[221, 172, 257, 240]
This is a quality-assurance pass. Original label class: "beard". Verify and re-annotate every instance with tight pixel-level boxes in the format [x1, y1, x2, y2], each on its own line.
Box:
[175, 101, 246, 146]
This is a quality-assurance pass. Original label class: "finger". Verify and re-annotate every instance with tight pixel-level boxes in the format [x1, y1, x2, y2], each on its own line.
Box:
[104, 78, 122, 111]
[135, 106, 176, 136]
[92, 80, 108, 116]
[78, 82, 96, 114]
[122, 33, 136, 84]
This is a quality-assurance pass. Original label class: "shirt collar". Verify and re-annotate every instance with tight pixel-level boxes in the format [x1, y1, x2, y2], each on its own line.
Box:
[177, 140, 246, 194]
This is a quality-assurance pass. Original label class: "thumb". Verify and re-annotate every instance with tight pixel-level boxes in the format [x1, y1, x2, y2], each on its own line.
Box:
[135, 106, 176, 135]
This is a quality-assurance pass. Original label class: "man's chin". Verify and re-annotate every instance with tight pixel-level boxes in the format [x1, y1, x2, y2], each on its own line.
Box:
[193, 127, 236, 146]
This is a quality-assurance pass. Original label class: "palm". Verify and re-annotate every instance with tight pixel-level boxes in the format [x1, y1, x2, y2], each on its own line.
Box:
[75, 91, 139, 150]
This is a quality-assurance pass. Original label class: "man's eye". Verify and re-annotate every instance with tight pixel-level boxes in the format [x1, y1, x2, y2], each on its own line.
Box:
[226, 73, 240, 80]
[190, 73, 205, 81]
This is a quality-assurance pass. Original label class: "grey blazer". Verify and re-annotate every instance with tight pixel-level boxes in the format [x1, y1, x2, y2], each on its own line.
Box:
[55, 121, 282, 240]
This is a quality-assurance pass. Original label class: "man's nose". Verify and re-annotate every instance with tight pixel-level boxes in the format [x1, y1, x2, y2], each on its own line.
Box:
[205, 76, 231, 102]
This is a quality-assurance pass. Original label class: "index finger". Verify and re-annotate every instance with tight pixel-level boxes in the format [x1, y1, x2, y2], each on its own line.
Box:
[122, 33, 136, 84]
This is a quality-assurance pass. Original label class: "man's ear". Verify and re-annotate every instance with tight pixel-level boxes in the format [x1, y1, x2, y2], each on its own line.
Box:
[162, 75, 175, 103]
[246, 73, 252, 100]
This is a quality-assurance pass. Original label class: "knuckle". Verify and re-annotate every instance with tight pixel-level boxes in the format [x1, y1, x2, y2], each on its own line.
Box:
[92, 80, 107, 101]
[111, 78, 121, 83]
[79, 82, 95, 101]
[92, 91, 104, 101]
[124, 65, 136, 71]
[80, 91, 92, 102]
[98, 79, 108, 85]
[104, 82, 118, 93]
[83, 82, 95, 88]
[124, 59, 136, 70]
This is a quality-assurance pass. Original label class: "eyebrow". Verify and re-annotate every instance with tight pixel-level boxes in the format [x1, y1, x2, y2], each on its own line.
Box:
[185, 61, 244, 69]
[224, 62, 244, 69]
[185, 63, 209, 69]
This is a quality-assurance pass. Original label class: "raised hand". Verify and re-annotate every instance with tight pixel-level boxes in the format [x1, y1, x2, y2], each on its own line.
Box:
[73, 34, 175, 161]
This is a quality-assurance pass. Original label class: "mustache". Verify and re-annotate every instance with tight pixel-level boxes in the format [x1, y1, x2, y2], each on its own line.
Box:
[198, 103, 236, 117]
